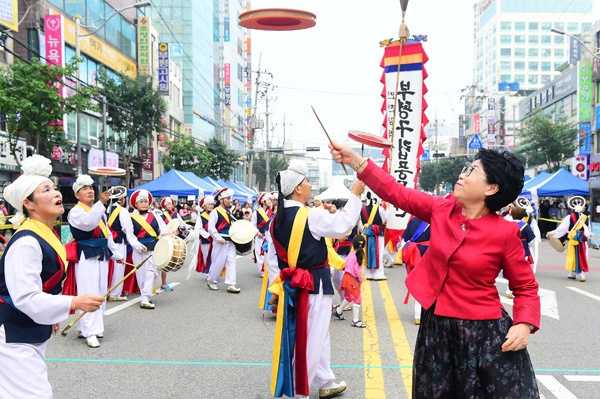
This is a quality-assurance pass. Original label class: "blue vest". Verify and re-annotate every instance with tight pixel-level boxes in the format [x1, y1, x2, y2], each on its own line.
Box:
[0, 231, 65, 344]
[273, 207, 332, 295]
[70, 224, 111, 261]
[108, 206, 125, 244]
[132, 212, 160, 250]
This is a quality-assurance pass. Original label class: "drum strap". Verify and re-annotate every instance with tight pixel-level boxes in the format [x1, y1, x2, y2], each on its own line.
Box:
[258, 208, 270, 223]
[367, 204, 379, 226]
[131, 213, 158, 238]
[108, 206, 122, 227]
[76, 202, 111, 238]
[288, 207, 309, 269]
[17, 218, 67, 267]
[568, 214, 587, 240]
[216, 207, 231, 224]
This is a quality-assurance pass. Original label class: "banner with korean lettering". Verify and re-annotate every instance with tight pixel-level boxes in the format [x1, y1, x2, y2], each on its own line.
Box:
[158, 42, 169, 95]
[44, 14, 65, 127]
[381, 41, 428, 232]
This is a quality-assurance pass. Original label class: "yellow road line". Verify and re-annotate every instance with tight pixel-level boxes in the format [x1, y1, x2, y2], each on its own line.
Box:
[379, 281, 414, 398]
[362, 280, 386, 398]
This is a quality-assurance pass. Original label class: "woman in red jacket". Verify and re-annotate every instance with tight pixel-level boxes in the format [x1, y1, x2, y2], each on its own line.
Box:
[331, 143, 540, 398]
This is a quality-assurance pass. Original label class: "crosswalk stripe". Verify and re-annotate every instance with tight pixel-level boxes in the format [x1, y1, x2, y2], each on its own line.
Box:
[566, 286, 600, 302]
[362, 280, 386, 398]
[378, 281, 413, 397]
[536, 375, 577, 399]
[564, 375, 600, 382]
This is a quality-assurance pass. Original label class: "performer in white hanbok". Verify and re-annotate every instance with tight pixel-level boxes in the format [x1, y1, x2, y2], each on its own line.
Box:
[107, 194, 136, 301]
[360, 194, 387, 280]
[66, 175, 122, 348]
[252, 193, 274, 275]
[128, 189, 167, 309]
[195, 195, 214, 276]
[0, 155, 103, 398]
[207, 188, 241, 293]
[269, 160, 363, 399]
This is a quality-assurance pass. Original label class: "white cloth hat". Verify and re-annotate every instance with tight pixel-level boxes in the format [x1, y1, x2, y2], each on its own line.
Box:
[278, 159, 308, 197]
[200, 195, 215, 207]
[73, 174, 95, 193]
[215, 187, 234, 201]
[3, 155, 53, 227]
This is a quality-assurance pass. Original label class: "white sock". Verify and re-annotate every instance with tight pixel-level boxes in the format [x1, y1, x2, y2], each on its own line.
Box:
[352, 303, 360, 322]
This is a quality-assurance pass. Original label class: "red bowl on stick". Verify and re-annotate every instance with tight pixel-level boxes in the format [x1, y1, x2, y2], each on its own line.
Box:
[348, 130, 392, 149]
[238, 8, 316, 31]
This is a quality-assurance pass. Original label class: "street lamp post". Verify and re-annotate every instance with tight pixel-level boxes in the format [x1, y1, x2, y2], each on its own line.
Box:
[73, 1, 150, 174]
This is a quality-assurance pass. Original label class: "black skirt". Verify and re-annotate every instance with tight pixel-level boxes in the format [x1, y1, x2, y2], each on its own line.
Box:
[413, 305, 540, 399]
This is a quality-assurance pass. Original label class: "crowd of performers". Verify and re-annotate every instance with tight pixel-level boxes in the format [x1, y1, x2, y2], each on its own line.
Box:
[0, 149, 593, 398]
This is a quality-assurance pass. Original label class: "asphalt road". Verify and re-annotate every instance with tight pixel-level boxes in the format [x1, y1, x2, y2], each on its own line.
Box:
[45, 241, 600, 399]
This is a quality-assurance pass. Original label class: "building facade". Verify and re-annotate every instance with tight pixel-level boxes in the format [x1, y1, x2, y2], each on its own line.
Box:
[473, 0, 594, 94]
[148, 0, 217, 142]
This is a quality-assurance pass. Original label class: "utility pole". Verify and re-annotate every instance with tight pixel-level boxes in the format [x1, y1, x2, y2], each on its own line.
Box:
[247, 54, 261, 188]
[265, 93, 271, 191]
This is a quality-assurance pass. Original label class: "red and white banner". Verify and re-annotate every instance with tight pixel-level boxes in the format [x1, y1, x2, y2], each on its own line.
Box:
[380, 41, 428, 232]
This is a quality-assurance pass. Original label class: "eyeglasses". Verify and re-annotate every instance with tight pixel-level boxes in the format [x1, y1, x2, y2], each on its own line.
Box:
[460, 164, 478, 177]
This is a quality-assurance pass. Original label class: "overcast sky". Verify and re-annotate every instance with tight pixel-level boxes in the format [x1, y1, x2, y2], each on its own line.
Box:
[250, 0, 600, 152]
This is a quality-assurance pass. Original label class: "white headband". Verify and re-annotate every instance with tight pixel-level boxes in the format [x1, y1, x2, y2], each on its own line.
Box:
[279, 160, 308, 197]
[73, 174, 94, 194]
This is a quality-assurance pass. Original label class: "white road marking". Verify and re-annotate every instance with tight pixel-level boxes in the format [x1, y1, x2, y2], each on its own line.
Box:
[536, 375, 578, 399]
[566, 286, 600, 302]
[496, 278, 559, 320]
[105, 282, 181, 316]
[564, 375, 600, 382]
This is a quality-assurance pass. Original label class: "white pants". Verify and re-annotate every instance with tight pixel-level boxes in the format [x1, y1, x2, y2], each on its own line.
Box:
[364, 236, 386, 280]
[109, 242, 127, 297]
[306, 282, 336, 390]
[201, 243, 211, 269]
[132, 249, 158, 303]
[331, 269, 344, 304]
[0, 326, 52, 399]
[208, 241, 237, 286]
[75, 253, 107, 337]
[254, 236, 265, 273]
[266, 240, 279, 286]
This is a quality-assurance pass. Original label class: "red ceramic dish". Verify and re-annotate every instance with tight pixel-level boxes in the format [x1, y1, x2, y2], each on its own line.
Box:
[238, 8, 316, 31]
[348, 130, 392, 149]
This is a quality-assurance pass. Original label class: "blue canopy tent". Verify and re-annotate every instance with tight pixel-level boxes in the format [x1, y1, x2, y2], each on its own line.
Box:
[202, 176, 222, 191]
[536, 168, 589, 197]
[223, 180, 257, 200]
[179, 172, 217, 195]
[128, 169, 205, 197]
[520, 171, 551, 199]
[215, 179, 251, 202]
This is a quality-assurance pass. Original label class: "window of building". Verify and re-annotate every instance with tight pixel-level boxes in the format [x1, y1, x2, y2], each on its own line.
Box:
[528, 75, 538, 85]
[515, 48, 525, 58]
[514, 61, 525, 70]
[87, 115, 99, 147]
[528, 22, 539, 31]
[501, 61, 511, 71]
[541, 35, 551, 44]
[542, 48, 551, 57]
[65, 0, 85, 22]
[528, 61, 538, 71]
[515, 74, 525, 84]
[86, 0, 105, 38]
[500, 48, 512, 57]
[500, 74, 512, 82]
[105, 7, 121, 50]
[567, 22, 579, 32]
[528, 48, 538, 57]
[500, 35, 511, 44]
[49, 0, 64, 9]
[553, 22, 564, 31]
[553, 35, 564, 44]
[541, 22, 552, 31]
[554, 48, 564, 57]
[120, 17, 136, 59]
[500, 21, 511, 31]
[515, 22, 525, 31]
[582, 23, 592, 32]
[541, 75, 552, 84]
[554, 62, 564, 71]
[66, 113, 76, 142]
[541, 62, 551, 71]
[528, 35, 539, 44]
[514, 35, 525, 44]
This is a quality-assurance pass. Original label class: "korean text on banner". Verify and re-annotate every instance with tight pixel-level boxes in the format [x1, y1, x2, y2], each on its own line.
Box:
[158, 42, 169, 95]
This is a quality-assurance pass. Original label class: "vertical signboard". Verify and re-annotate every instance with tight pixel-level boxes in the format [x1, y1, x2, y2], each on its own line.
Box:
[44, 15, 64, 68]
[141, 147, 153, 181]
[137, 16, 150, 76]
[0, 0, 17, 32]
[578, 122, 592, 155]
[223, 63, 231, 105]
[569, 35, 582, 65]
[158, 42, 169, 95]
[223, 16, 230, 42]
[213, 0, 220, 42]
[578, 60, 593, 122]
[573, 154, 589, 180]
[473, 113, 481, 133]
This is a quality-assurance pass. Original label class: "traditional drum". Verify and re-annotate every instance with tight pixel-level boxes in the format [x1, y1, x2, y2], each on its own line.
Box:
[153, 235, 187, 272]
[229, 219, 258, 255]
[546, 232, 566, 253]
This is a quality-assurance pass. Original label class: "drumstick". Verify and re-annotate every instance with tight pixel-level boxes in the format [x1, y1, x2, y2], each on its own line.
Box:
[310, 106, 349, 175]
[61, 254, 153, 336]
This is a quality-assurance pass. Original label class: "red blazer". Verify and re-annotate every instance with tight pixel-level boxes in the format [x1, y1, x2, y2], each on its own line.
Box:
[359, 160, 540, 330]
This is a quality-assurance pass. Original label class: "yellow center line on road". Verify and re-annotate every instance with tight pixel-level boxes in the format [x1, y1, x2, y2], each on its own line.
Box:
[379, 281, 414, 398]
[362, 280, 386, 398]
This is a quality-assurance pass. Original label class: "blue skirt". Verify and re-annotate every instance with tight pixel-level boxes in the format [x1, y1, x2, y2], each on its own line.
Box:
[413, 305, 539, 399]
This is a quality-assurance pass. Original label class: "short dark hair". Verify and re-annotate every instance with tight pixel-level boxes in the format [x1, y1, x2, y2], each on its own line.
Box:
[22, 192, 35, 218]
[475, 149, 524, 212]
